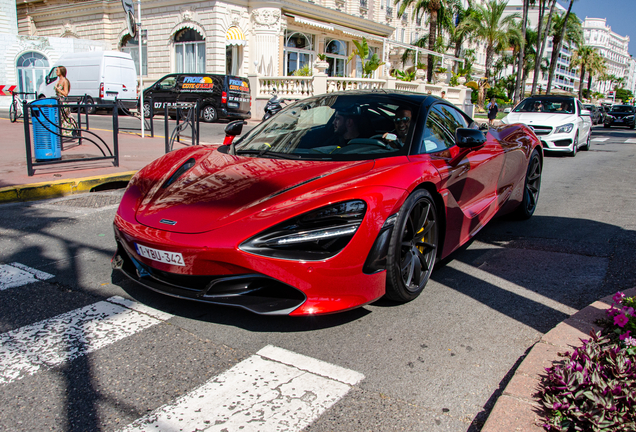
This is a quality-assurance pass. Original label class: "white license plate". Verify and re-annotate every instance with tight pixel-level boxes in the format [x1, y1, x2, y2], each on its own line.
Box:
[135, 244, 185, 266]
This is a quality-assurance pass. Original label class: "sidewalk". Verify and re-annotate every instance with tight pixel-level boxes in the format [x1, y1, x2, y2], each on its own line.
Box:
[0, 112, 260, 203]
[0, 111, 630, 431]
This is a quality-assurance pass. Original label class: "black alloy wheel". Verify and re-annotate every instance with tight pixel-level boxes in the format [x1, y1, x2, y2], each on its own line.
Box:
[143, 101, 152, 118]
[202, 105, 218, 123]
[385, 189, 439, 302]
[513, 149, 542, 220]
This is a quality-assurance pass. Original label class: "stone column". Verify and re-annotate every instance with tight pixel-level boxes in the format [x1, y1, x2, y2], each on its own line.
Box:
[250, 7, 282, 76]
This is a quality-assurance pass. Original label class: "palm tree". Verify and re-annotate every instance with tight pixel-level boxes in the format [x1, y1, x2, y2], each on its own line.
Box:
[514, 0, 533, 104]
[571, 46, 594, 100]
[445, 0, 478, 72]
[531, 0, 558, 94]
[395, 0, 451, 82]
[586, 51, 606, 99]
[546, 5, 583, 93]
[459, 0, 521, 105]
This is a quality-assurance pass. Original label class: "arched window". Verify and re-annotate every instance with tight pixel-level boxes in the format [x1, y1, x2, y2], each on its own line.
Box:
[122, 31, 147, 76]
[17, 52, 49, 98]
[284, 31, 314, 76]
[174, 28, 205, 73]
[325, 39, 347, 77]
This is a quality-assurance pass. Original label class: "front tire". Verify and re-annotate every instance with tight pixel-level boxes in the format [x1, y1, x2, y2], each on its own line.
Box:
[513, 149, 542, 220]
[569, 136, 578, 157]
[9, 101, 17, 122]
[201, 105, 217, 123]
[385, 189, 439, 302]
[143, 101, 152, 118]
[582, 132, 591, 151]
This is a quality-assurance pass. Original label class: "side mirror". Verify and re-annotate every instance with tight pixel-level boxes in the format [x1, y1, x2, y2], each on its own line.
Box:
[581, 109, 591, 117]
[456, 127, 487, 148]
[224, 120, 245, 137]
[504, 108, 511, 113]
[478, 122, 489, 132]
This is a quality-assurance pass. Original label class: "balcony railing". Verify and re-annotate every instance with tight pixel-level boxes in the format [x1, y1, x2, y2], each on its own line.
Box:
[360, 0, 368, 8]
[386, 6, 393, 17]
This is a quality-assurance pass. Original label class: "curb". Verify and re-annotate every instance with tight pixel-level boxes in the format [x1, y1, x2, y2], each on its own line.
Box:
[481, 287, 636, 431]
[0, 171, 137, 204]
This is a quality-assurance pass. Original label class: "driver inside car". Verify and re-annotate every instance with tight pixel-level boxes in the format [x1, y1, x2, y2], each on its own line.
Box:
[381, 106, 412, 148]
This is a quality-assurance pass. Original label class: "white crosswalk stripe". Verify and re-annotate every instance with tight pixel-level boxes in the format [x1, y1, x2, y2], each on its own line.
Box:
[591, 137, 609, 142]
[121, 345, 365, 432]
[0, 262, 54, 290]
[0, 296, 173, 385]
[625, 138, 636, 143]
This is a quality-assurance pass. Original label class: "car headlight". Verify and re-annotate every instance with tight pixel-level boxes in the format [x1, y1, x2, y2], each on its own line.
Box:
[625, 116, 634, 121]
[240, 200, 367, 260]
[606, 115, 614, 120]
[555, 123, 574, 134]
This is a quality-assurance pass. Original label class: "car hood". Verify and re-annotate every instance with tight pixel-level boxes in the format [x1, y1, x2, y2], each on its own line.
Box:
[503, 112, 577, 125]
[135, 149, 375, 234]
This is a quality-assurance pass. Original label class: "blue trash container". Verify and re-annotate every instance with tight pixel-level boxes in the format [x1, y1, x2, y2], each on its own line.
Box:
[31, 98, 61, 161]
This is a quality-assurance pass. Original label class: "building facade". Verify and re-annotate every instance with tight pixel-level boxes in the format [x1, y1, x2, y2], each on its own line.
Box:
[582, 17, 630, 95]
[14, 0, 453, 84]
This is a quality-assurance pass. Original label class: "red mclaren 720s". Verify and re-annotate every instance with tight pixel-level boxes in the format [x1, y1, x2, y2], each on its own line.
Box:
[112, 91, 542, 316]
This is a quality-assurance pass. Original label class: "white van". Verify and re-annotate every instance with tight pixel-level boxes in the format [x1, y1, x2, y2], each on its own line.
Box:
[38, 51, 138, 113]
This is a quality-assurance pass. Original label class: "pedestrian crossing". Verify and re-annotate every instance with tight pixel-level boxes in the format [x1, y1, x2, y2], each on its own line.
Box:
[591, 137, 636, 143]
[0, 263, 364, 431]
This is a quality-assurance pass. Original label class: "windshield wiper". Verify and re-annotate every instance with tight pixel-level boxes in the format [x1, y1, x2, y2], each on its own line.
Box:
[235, 149, 302, 160]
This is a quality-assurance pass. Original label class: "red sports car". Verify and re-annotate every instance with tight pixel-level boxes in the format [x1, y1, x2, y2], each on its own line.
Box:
[112, 91, 542, 315]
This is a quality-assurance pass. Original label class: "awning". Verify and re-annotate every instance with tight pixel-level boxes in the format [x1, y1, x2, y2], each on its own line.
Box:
[226, 26, 246, 46]
[293, 16, 335, 31]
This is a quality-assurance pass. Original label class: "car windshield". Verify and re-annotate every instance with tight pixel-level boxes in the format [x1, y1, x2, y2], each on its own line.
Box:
[610, 105, 634, 113]
[227, 94, 421, 161]
[513, 97, 575, 114]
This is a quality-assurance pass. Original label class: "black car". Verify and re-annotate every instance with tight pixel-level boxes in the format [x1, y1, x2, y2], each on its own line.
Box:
[583, 104, 602, 125]
[142, 73, 251, 122]
[604, 104, 636, 129]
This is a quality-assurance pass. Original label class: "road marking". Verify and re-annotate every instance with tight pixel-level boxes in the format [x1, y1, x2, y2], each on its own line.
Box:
[0, 262, 54, 290]
[625, 138, 636, 143]
[591, 137, 609, 142]
[121, 345, 365, 432]
[448, 261, 578, 316]
[0, 296, 172, 385]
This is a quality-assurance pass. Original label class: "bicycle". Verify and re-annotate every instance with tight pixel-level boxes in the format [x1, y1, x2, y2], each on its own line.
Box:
[9, 91, 37, 123]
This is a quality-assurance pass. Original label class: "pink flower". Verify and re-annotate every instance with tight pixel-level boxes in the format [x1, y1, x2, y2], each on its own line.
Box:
[623, 337, 636, 347]
[623, 306, 635, 317]
[614, 313, 629, 328]
[613, 292, 626, 304]
[620, 331, 632, 341]
[607, 305, 620, 317]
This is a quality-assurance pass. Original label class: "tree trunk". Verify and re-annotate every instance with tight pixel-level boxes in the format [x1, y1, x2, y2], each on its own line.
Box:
[514, 0, 530, 103]
[547, 0, 573, 94]
[578, 65, 586, 100]
[530, 0, 545, 94]
[587, 73, 593, 97]
[532, 0, 557, 94]
[427, 10, 438, 83]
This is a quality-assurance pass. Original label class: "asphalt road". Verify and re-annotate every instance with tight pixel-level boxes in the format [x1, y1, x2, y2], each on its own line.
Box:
[0, 125, 635, 431]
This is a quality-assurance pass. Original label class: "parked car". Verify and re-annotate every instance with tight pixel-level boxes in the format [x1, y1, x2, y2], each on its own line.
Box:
[603, 104, 636, 129]
[38, 51, 138, 114]
[583, 104, 602, 125]
[501, 95, 592, 157]
[112, 91, 543, 316]
[142, 73, 251, 122]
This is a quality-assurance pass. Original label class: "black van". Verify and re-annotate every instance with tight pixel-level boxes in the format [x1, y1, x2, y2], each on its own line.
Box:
[142, 74, 251, 122]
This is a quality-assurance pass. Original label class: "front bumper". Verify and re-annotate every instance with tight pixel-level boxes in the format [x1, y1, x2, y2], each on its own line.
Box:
[604, 118, 635, 127]
[536, 133, 577, 153]
[112, 240, 306, 315]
